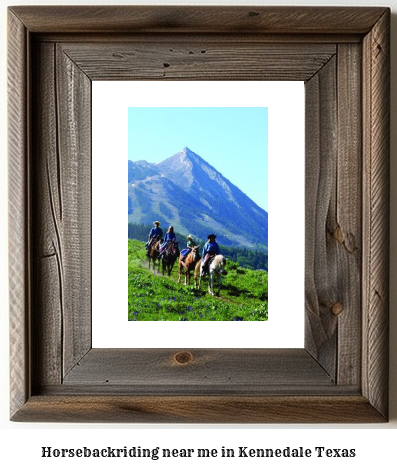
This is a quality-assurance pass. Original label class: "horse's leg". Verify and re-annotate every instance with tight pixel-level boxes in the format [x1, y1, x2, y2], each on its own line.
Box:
[217, 275, 222, 296]
[178, 264, 181, 283]
[198, 263, 202, 289]
[194, 262, 200, 289]
[208, 272, 213, 295]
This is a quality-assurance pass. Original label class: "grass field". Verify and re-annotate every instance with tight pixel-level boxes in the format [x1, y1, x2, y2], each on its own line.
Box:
[128, 239, 268, 321]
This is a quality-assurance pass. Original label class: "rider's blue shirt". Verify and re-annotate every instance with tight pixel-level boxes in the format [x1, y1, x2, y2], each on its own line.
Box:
[149, 227, 163, 239]
[163, 232, 176, 243]
[160, 232, 176, 251]
[202, 241, 220, 257]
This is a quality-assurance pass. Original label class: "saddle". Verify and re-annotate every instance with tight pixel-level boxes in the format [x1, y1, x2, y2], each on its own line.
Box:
[201, 253, 215, 275]
[162, 241, 178, 258]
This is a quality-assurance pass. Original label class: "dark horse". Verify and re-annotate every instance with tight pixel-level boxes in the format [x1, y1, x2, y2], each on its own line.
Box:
[161, 240, 180, 276]
[178, 245, 201, 285]
[148, 236, 161, 273]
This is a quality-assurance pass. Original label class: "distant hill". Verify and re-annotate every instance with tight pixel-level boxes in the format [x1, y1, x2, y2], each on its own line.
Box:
[128, 147, 268, 250]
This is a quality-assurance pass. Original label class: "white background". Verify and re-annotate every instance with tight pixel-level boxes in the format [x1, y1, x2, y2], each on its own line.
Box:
[92, 81, 305, 348]
[1, 0, 396, 470]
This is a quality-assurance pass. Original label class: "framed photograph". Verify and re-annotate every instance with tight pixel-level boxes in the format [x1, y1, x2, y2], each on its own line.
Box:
[8, 6, 390, 423]
[92, 80, 304, 348]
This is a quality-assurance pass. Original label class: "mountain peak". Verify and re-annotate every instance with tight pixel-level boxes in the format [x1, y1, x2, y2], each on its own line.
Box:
[179, 147, 205, 164]
[180, 146, 195, 158]
[128, 147, 268, 249]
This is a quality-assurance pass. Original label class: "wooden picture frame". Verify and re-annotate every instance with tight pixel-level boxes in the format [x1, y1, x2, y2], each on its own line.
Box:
[8, 6, 390, 423]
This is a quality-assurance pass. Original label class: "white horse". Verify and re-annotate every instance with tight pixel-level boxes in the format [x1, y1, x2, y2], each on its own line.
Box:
[194, 255, 227, 296]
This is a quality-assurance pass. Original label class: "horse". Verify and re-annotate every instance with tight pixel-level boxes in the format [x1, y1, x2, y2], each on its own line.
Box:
[148, 237, 161, 273]
[161, 240, 180, 276]
[178, 245, 201, 285]
[195, 254, 227, 296]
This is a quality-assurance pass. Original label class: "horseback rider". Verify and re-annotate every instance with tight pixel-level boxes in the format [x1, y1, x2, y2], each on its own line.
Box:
[146, 221, 163, 256]
[201, 234, 220, 276]
[159, 226, 176, 256]
[180, 234, 197, 262]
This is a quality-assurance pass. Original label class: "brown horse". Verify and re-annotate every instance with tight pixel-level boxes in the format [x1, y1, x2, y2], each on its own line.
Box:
[178, 245, 200, 285]
[148, 237, 161, 273]
[161, 240, 180, 276]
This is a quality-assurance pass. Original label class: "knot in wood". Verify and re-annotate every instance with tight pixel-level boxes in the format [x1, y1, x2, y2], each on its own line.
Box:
[174, 351, 193, 365]
[331, 302, 344, 316]
[333, 225, 344, 244]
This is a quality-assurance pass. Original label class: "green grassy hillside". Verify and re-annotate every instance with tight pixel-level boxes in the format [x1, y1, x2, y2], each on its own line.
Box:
[128, 239, 268, 321]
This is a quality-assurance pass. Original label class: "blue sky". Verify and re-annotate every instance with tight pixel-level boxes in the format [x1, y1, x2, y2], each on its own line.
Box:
[128, 107, 268, 211]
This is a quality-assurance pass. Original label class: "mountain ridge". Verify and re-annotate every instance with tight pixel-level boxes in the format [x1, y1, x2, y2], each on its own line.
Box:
[128, 147, 268, 249]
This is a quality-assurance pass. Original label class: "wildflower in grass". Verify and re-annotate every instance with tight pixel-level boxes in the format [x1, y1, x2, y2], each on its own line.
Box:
[233, 316, 243, 321]
[187, 306, 193, 311]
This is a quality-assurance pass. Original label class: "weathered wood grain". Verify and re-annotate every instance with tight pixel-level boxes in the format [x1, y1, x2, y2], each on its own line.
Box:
[32, 42, 63, 388]
[31, 42, 92, 387]
[56, 45, 91, 377]
[62, 349, 333, 389]
[305, 56, 338, 378]
[8, 9, 29, 419]
[60, 43, 336, 82]
[11, 396, 386, 424]
[9, 6, 387, 34]
[8, 6, 390, 423]
[303, 43, 363, 386]
[335, 44, 362, 386]
[34, 33, 363, 45]
[362, 9, 390, 419]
